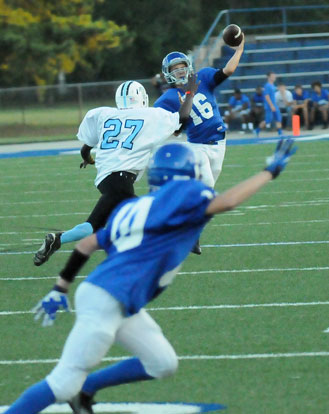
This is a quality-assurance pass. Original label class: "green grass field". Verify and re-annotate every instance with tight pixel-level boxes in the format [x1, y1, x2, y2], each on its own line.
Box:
[0, 140, 328, 413]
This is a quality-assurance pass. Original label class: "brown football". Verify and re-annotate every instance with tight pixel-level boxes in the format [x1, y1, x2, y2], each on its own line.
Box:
[223, 24, 243, 47]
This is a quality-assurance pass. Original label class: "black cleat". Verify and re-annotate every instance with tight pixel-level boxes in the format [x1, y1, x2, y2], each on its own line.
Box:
[69, 392, 96, 414]
[191, 239, 202, 255]
[33, 232, 62, 266]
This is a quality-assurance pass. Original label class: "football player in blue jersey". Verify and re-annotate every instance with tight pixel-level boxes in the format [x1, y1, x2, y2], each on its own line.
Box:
[255, 72, 283, 137]
[5, 139, 296, 414]
[154, 37, 244, 254]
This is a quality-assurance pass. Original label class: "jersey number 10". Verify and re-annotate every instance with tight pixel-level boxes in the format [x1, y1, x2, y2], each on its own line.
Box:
[101, 119, 144, 150]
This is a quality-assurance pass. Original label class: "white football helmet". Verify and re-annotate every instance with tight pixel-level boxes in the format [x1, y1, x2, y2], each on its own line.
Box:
[115, 81, 149, 109]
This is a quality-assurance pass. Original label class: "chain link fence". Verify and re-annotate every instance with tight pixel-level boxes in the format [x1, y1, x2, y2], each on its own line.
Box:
[0, 79, 160, 142]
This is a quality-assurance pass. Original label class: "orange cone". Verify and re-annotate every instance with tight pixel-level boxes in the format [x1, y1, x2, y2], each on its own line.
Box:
[292, 115, 300, 137]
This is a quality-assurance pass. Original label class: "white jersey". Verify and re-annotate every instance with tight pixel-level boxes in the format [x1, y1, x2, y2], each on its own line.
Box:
[77, 106, 180, 186]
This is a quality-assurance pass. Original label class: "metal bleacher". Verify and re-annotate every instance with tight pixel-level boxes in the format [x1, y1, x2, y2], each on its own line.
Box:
[193, 6, 329, 106]
[214, 35, 329, 105]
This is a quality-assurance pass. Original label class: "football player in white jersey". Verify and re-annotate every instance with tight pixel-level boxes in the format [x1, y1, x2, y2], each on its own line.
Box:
[33, 75, 199, 266]
[6, 139, 296, 414]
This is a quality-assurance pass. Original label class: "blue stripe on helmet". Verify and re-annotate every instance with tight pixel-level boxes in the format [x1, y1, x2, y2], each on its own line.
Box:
[122, 81, 133, 108]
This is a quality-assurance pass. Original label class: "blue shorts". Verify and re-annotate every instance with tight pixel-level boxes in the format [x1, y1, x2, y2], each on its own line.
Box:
[265, 107, 282, 124]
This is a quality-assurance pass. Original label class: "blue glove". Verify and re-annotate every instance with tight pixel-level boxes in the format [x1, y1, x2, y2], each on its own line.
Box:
[33, 286, 70, 327]
[265, 138, 297, 179]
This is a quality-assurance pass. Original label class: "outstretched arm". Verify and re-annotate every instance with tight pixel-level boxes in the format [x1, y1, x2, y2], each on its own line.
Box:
[222, 33, 245, 77]
[33, 234, 100, 326]
[206, 139, 297, 215]
[178, 73, 200, 124]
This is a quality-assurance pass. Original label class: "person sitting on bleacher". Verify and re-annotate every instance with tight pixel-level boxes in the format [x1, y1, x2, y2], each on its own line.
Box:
[255, 72, 283, 137]
[250, 86, 264, 130]
[225, 89, 253, 132]
[275, 82, 293, 129]
[310, 81, 329, 129]
[292, 85, 310, 130]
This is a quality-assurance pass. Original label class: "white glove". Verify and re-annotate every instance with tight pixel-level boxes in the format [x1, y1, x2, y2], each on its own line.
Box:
[33, 287, 71, 327]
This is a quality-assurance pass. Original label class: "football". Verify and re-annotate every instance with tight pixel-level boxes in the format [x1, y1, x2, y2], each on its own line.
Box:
[223, 24, 243, 47]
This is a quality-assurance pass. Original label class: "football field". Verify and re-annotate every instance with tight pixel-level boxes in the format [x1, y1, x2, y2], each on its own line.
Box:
[0, 139, 328, 413]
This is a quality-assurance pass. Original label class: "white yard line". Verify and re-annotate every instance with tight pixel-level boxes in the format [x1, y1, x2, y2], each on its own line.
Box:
[1, 301, 329, 317]
[0, 212, 88, 220]
[1, 266, 328, 281]
[1, 240, 328, 255]
[212, 219, 329, 227]
[0, 352, 328, 366]
[203, 241, 329, 248]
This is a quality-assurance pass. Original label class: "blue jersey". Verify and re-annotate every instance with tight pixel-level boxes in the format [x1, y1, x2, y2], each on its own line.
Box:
[86, 180, 215, 315]
[154, 67, 227, 144]
[229, 94, 251, 109]
[310, 89, 329, 104]
[264, 82, 277, 110]
[252, 93, 264, 107]
[292, 90, 309, 104]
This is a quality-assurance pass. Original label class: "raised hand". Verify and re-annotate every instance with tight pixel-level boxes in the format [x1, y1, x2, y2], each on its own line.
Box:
[265, 138, 297, 179]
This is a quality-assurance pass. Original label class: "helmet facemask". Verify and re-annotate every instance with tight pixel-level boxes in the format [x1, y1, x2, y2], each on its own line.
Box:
[162, 52, 193, 85]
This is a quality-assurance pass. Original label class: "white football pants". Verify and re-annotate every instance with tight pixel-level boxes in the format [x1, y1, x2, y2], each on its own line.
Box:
[46, 282, 178, 402]
[187, 140, 226, 188]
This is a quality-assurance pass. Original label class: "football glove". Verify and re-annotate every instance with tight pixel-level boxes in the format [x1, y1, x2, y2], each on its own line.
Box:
[265, 138, 297, 179]
[33, 286, 71, 327]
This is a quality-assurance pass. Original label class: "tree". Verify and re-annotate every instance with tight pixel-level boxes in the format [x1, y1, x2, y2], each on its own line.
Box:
[0, 0, 129, 86]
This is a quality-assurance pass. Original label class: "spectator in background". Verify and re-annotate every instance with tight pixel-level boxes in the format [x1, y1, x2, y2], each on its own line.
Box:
[310, 81, 329, 129]
[225, 88, 253, 132]
[151, 73, 169, 97]
[255, 72, 282, 137]
[275, 83, 293, 129]
[250, 86, 264, 129]
[292, 85, 310, 130]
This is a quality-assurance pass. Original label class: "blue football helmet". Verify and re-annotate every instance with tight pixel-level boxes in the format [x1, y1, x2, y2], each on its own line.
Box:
[148, 143, 199, 188]
[162, 51, 193, 85]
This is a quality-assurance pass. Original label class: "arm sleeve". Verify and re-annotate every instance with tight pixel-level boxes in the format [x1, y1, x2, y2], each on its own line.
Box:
[77, 108, 104, 147]
[214, 68, 229, 86]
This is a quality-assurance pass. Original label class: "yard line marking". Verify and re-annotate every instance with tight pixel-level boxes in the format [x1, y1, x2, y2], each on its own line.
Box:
[202, 241, 329, 248]
[1, 301, 329, 317]
[212, 219, 329, 227]
[1, 240, 328, 255]
[0, 352, 328, 366]
[0, 199, 93, 206]
[323, 327, 329, 333]
[0, 212, 88, 220]
[1, 266, 328, 280]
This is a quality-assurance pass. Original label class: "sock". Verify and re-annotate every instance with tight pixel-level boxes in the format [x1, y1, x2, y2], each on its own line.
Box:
[255, 127, 260, 136]
[248, 122, 253, 130]
[5, 380, 55, 414]
[60, 222, 93, 244]
[242, 123, 247, 130]
[277, 128, 283, 136]
[82, 357, 153, 396]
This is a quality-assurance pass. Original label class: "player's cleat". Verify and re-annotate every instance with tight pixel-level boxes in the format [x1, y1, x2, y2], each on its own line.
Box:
[33, 232, 62, 266]
[68, 392, 96, 414]
[191, 239, 202, 255]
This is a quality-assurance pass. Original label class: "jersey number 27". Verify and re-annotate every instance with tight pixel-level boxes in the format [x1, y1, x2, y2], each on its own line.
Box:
[101, 119, 144, 150]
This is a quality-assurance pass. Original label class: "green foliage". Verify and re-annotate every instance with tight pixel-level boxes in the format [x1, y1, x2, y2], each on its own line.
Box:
[0, 0, 128, 86]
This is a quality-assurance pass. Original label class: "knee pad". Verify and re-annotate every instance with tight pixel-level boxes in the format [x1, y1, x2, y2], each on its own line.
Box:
[144, 346, 179, 379]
